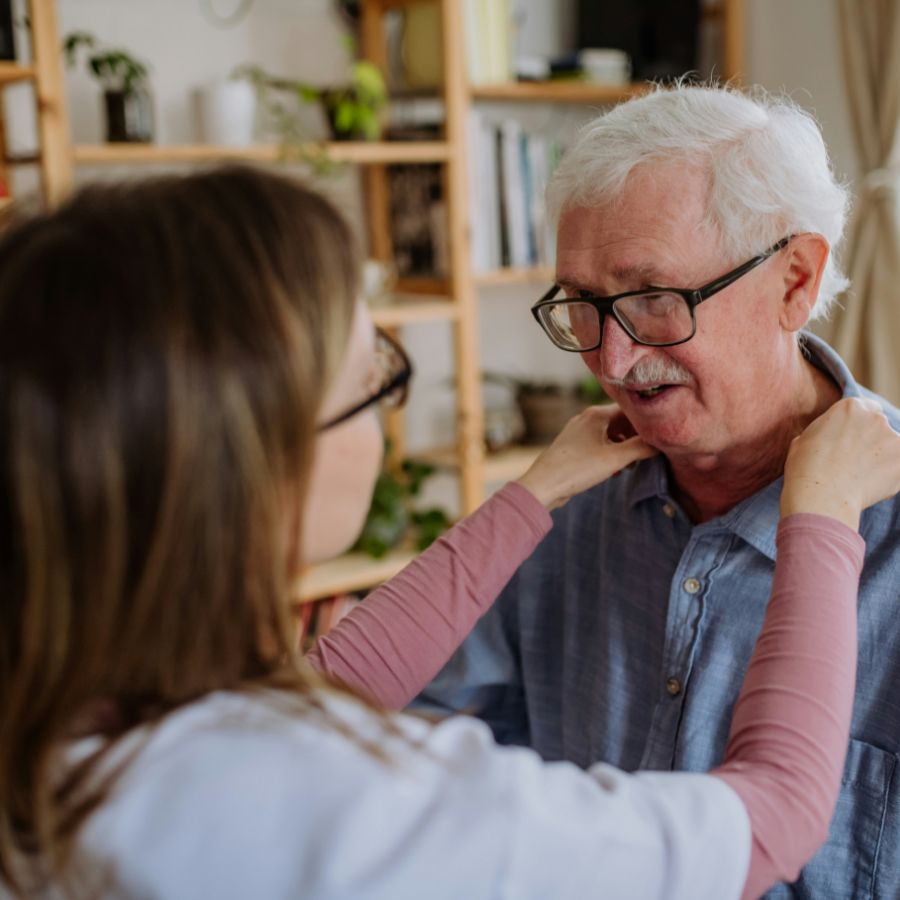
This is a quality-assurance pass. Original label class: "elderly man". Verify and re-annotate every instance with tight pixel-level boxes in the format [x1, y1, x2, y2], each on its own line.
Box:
[419, 85, 900, 897]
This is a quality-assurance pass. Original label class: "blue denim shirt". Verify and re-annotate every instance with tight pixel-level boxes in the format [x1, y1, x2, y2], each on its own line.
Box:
[418, 333, 900, 898]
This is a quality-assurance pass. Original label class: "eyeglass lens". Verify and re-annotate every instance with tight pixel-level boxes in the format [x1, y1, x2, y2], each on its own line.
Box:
[540, 291, 695, 350]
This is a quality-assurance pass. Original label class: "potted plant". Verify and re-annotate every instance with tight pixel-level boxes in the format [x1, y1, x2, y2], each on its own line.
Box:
[318, 60, 387, 140]
[235, 58, 387, 146]
[353, 456, 450, 559]
[63, 31, 154, 143]
[503, 375, 609, 445]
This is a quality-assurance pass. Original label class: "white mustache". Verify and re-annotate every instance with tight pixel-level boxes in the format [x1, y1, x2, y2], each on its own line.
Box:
[604, 357, 693, 388]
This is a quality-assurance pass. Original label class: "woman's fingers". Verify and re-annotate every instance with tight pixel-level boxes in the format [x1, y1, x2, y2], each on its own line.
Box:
[781, 397, 900, 528]
[515, 405, 657, 510]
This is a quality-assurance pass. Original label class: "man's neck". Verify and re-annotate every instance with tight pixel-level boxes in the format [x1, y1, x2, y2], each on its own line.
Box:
[668, 356, 842, 524]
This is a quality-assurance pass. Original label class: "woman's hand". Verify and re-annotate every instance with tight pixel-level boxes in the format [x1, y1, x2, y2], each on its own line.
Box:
[516, 405, 657, 510]
[781, 397, 900, 529]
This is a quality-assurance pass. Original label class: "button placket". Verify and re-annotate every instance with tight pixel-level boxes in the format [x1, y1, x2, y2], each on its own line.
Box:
[640, 536, 711, 770]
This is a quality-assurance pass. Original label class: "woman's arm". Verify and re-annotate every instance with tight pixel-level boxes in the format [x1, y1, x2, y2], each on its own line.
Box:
[713, 514, 862, 898]
[306, 482, 550, 708]
[712, 398, 900, 898]
[307, 404, 655, 708]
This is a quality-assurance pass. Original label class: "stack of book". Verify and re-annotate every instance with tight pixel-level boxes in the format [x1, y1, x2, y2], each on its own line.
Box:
[467, 109, 563, 274]
[463, 0, 513, 85]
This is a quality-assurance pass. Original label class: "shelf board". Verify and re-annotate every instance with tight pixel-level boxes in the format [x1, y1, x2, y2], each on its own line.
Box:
[485, 444, 545, 482]
[415, 443, 546, 483]
[0, 62, 36, 85]
[377, 0, 428, 8]
[475, 266, 555, 287]
[4, 153, 40, 166]
[395, 276, 451, 296]
[294, 546, 418, 602]
[72, 141, 452, 166]
[470, 81, 650, 104]
[702, 4, 726, 21]
[370, 296, 458, 327]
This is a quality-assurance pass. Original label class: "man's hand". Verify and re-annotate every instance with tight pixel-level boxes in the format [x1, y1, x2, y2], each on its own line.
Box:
[516, 405, 657, 510]
[781, 397, 900, 529]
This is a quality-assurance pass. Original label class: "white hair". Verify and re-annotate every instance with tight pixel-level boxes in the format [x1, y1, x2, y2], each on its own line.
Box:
[546, 83, 850, 320]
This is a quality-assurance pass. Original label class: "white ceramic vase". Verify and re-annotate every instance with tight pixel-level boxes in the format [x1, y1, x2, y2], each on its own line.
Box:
[195, 80, 257, 147]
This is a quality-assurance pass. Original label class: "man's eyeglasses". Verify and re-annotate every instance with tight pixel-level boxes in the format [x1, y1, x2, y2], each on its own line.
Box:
[531, 237, 791, 353]
[317, 327, 412, 432]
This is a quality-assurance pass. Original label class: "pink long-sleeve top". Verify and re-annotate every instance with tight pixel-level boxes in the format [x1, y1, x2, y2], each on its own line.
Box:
[308, 482, 864, 898]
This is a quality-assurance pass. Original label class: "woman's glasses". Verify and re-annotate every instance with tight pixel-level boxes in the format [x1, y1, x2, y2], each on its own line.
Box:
[317, 327, 412, 432]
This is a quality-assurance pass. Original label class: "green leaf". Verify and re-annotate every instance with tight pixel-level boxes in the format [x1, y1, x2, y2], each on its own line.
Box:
[334, 102, 355, 134]
[412, 507, 451, 551]
[62, 30, 96, 67]
[352, 61, 386, 100]
[353, 456, 450, 558]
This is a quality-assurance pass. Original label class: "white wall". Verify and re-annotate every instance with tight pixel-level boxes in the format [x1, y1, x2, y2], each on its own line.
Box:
[746, 0, 857, 186]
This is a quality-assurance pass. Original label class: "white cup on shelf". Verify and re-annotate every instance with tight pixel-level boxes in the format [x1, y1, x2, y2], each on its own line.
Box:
[194, 80, 257, 147]
[579, 48, 632, 86]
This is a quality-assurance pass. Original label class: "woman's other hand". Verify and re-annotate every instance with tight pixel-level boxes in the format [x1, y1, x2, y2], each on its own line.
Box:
[781, 397, 900, 529]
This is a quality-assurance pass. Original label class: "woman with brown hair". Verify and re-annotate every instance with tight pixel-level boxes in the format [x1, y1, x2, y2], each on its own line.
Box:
[0, 165, 898, 900]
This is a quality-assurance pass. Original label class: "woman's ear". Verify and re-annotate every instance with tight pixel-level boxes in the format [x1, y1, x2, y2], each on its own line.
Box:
[778, 233, 830, 332]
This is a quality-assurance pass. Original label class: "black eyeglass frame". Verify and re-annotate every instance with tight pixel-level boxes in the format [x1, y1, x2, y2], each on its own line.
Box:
[317, 327, 413, 432]
[531, 236, 791, 353]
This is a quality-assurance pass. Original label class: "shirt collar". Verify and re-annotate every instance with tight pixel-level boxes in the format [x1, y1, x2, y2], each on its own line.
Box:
[625, 332, 861, 561]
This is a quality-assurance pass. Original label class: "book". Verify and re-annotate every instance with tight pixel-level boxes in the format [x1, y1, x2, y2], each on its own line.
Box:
[0, 0, 14, 61]
[464, 0, 512, 85]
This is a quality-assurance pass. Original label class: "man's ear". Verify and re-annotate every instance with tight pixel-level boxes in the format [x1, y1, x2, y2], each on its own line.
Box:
[778, 233, 830, 332]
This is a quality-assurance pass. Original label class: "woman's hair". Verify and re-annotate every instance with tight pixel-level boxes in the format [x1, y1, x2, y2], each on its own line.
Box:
[0, 165, 359, 892]
[547, 83, 851, 320]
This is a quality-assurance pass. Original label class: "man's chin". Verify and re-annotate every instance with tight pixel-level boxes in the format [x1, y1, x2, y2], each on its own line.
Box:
[607, 391, 684, 443]
[626, 416, 700, 456]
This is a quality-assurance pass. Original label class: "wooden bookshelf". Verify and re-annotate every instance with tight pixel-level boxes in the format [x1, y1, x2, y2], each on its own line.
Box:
[470, 81, 651, 104]
[294, 546, 418, 602]
[370, 296, 459, 327]
[475, 265, 555, 287]
[416, 442, 544, 483]
[395, 276, 452, 296]
[72, 141, 453, 166]
[377, 0, 425, 10]
[483, 443, 543, 481]
[0, 63, 36, 85]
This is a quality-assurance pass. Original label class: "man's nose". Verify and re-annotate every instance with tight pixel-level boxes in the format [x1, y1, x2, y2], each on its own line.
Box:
[595, 314, 645, 381]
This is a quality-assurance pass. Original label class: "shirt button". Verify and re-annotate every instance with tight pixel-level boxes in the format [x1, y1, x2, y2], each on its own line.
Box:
[683, 577, 701, 594]
[666, 677, 682, 697]
[662, 502, 676, 518]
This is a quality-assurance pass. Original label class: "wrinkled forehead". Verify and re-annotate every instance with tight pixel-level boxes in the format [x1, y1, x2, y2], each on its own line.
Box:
[556, 163, 723, 289]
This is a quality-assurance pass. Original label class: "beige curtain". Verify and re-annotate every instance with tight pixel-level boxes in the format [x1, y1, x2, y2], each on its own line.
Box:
[824, 0, 900, 404]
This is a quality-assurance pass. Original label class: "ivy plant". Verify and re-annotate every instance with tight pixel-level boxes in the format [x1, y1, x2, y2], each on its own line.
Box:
[353, 458, 451, 559]
[63, 31, 150, 94]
